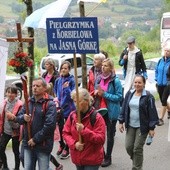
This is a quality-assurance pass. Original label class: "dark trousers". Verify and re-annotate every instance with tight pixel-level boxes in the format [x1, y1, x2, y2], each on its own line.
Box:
[0, 132, 20, 169]
[76, 165, 99, 170]
[103, 114, 117, 158]
[58, 116, 69, 151]
[157, 85, 169, 106]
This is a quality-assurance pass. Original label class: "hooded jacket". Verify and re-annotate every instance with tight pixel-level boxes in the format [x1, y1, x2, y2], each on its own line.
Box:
[155, 57, 170, 86]
[94, 74, 123, 120]
[63, 107, 105, 166]
[0, 99, 22, 136]
[119, 47, 147, 78]
[15, 94, 57, 154]
[54, 74, 76, 118]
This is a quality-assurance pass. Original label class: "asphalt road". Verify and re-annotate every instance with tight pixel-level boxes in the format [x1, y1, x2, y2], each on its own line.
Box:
[5, 100, 170, 170]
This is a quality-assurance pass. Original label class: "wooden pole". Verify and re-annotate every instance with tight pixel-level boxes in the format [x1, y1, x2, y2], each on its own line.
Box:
[79, 1, 87, 89]
[21, 75, 31, 140]
[73, 53, 82, 143]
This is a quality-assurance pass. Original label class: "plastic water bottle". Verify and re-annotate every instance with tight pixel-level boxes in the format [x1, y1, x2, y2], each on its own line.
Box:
[146, 135, 153, 145]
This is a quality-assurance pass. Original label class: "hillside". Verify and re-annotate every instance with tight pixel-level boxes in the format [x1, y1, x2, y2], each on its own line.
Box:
[0, 0, 162, 24]
[0, 0, 163, 43]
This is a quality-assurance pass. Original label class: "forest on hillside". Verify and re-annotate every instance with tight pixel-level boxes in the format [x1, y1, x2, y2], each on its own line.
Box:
[0, 0, 162, 40]
[0, 0, 168, 61]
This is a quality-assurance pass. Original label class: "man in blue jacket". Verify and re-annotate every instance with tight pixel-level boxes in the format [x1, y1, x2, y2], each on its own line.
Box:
[7, 77, 57, 170]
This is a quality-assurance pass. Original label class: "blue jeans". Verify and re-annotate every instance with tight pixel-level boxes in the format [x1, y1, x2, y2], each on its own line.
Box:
[76, 165, 99, 170]
[24, 148, 50, 170]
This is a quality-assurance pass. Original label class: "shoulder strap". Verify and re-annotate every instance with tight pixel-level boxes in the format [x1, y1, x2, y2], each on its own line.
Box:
[70, 110, 97, 127]
[90, 110, 97, 127]
[112, 78, 124, 106]
[42, 93, 50, 116]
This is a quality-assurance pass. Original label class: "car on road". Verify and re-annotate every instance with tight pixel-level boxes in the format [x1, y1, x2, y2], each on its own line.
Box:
[145, 57, 160, 83]
[5, 75, 23, 99]
[145, 57, 160, 71]
[40, 53, 94, 85]
[116, 60, 159, 95]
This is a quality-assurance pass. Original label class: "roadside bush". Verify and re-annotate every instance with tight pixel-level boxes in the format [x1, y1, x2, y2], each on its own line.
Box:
[34, 47, 47, 65]
[138, 40, 160, 53]
[99, 40, 117, 57]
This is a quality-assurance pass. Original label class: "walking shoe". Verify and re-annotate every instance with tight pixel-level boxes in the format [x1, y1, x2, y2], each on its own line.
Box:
[55, 164, 63, 170]
[157, 119, 164, 126]
[60, 150, 70, 159]
[101, 157, 112, 167]
[56, 146, 64, 156]
[168, 112, 170, 119]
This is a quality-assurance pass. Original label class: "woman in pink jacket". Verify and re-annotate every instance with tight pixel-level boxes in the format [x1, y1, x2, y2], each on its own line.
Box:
[63, 88, 106, 170]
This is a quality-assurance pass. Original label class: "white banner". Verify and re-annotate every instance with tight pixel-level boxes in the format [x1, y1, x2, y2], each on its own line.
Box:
[24, 0, 72, 29]
[0, 38, 9, 110]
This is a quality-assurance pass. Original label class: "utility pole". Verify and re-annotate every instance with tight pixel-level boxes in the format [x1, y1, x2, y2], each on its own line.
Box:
[79, 1, 87, 89]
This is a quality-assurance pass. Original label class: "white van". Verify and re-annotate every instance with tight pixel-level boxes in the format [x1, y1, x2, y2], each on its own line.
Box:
[40, 53, 94, 85]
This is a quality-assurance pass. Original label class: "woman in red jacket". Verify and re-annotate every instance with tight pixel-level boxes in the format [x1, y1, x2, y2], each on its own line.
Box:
[63, 88, 106, 170]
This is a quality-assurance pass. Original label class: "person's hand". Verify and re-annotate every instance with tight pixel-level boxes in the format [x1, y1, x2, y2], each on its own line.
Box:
[75, 141, 84, 151]
[24, 114, 31, 122]
[63, 81, 69, 88]
[6, 111, 15, 121]
[54, 97, 59, 107]
[28, 138, 36, 147]
[76, 123, 84, 132]
[94, 89, 98, 96]
[119, 124, 124, 133]
[123, 54, 128, 60]
[148, 130, 155, 137]
[97, 86, 104, 96]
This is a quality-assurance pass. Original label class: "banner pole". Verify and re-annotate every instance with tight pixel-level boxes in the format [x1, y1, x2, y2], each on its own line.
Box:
[73, 53, 82, 143]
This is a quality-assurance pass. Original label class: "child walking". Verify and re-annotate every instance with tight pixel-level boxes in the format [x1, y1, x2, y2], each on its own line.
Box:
[54, 61, 76, 159]
[0, 86, 23, 170]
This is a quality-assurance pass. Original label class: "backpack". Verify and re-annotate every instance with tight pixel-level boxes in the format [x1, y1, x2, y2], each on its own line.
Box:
[70, 110, 97, 127]
[112, 77, 124, 106]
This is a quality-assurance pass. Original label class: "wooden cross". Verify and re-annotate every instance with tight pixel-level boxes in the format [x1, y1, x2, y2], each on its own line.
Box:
[6, 22, 34, 140]
[6, 22, 34, 50]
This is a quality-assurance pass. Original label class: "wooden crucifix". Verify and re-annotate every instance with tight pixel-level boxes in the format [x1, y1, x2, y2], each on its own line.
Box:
[6, 22, 34, 140]
[6, 22, 34, 51]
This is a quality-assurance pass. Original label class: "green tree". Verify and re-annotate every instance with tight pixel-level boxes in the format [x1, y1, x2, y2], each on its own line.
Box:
[99, 40, 117, 57]
[21, 0, 34, 96]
